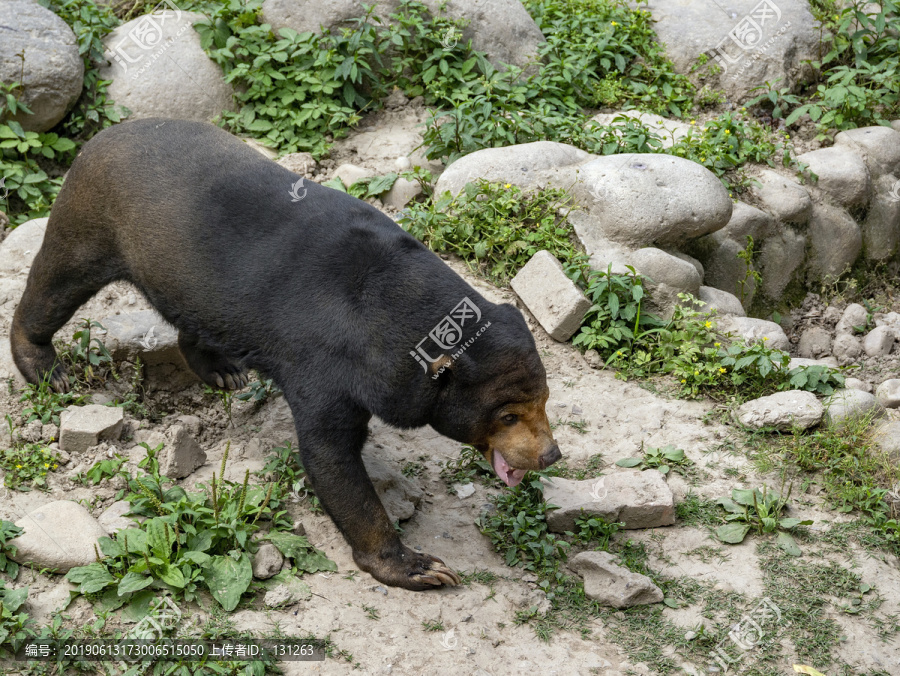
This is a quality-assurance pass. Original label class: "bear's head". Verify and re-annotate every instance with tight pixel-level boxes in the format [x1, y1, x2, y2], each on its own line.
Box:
[428, 303, 560, 486]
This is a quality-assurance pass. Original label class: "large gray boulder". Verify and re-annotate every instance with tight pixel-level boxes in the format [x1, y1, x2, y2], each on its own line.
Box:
[861, 174, 900, 261]
[758, 227, 806, 300]
[749, 169, 812, 224]
[570, 551, 663, 608]
[100, 11, 235, 122]
[806, 202, 862, 281]
[9, 501, 108, 573]
[0, 0, 84, 132]
[835, 126, 900, 179]
[262, 0, 545, 70]
[797, 147, 870, 208]
[734, 390, 824, 430]
[648, 0, 820, 102]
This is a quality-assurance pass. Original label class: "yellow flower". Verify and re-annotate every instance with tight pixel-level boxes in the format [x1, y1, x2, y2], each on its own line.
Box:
[714, 342, 721, 347]
[719, 367, 726, 373]
[611, 21, 618, 26]
[44, 463, 50, 468]
[705, 321, 712, 328]
[763, 336, 769, 341]
[504, 183, 511, 189]
[701, 157, 706, 162]
[690, 119, 696, 125]
[15, 464, 22, 469]
[724, 129, 731, 135]
[694, 370, 699, 375]
[681, 379, 686, 383]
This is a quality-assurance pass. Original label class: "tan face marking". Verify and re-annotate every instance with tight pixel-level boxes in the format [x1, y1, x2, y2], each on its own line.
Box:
[480, 388, 556, 471]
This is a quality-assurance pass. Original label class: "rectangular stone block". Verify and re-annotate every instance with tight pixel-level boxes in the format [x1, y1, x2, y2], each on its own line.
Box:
[510, 250, 591, 341]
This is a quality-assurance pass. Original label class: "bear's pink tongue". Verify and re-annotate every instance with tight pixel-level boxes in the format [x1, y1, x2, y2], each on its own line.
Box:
[491, 450, 527, 487]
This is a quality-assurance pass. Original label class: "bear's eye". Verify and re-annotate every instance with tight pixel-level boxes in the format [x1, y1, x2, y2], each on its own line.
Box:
[501, 413, 518, 425]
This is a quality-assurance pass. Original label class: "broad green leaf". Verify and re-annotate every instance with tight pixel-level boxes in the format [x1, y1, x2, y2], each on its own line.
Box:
[203, 553, 253, 611]
[117, 571, 152, 596]
[157, 563, 186, 589]
[777, 531, 802, 557]
[66, 563, 116, 594]
[715, 497, 743, 513]
[778, 518, 804, 530]
[181, 550, 212, 567]
[293, 549, 338, 574]
[731, 488, 758, 506]
[117, 528, 148, 554]
[0, 585, 28, 612]
[615, 457, 642, 468]
[366, 172, 398, 195]
[715, 523, 751, 544]
[98, 536, 125, 558]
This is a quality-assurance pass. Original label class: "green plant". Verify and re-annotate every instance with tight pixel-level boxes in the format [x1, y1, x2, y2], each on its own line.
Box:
[65, 442, 333, 612]
[0, 520, 24, 579]
[257, 441, 322, 512]
[77, 454, 127, 486]
[440, 445, 501, 489]
[61, 318, 114, 386]
[571, 513, 621, 549]
[714, 485, 812, 556]
[615, 444, 690, 475]
[323, 173, 399, 199]
[19, 377, 83, 426]
[0, 580, 31, 654]
[234, 374, 279, 406]
[421, 618, 444, 632]
[0, 444, 60, 491]
[400, 180, 575, 283]
[736, 235, 762, 306]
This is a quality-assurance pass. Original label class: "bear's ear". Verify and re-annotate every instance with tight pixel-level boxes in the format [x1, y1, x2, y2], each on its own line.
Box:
[429, 354, 454, 378]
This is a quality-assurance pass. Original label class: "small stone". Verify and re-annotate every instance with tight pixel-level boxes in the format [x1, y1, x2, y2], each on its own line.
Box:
[835, 303, 868, 335]
[844, 377, 873, 393]
[872, 421, 900, 461]
[698, 286, 745, 317]
[157, 425, 207, 479]
[381, 177, 422, 209]
[19, 420, 43, 443]
[719, 317, 790, 351]
[334, 164, 371, 188]
[875, 379, 900, 408]
[831, 333, 862, 364]
[825, 389, 885, 428]
[510, 251, 591, 342]
[41, 423, 59, 443]
[363, 453, 423, 522]
[572, 405, 583, 415]
[734, 391, 824, 431]
[455, 483, 476, 499]
[863, 326, 895, 357]
[571, 551, 663, 608]
[542, 471, 675, 533]
[176, 414, 202, 437]
[584, 349, 602, 369]
[798, 327, 832, 359]
[9, 501, 108, 573]
[97, 500, 143, 535]
[252, 543, 284, 580]
[264, 580, 311, 608]
[59, 405, 124, 453]
[277, 152, 316, 176]
[395, 156, 412, 171]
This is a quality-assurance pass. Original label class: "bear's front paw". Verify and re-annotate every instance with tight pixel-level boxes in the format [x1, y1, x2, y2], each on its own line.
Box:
[354, 545, 461, 591]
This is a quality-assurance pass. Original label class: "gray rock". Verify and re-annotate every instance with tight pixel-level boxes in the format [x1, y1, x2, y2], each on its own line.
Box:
[719, 317, 790, 351]
[41, 423, 59, 443]
[831, 333, 862, 364]
[176, 414, 202, 437]
[263, 0, 545, 71]
[734, 391, 824, 431]
[572, 154, 732, 249]
[798, 327, 832, 359]
[835, 126, 900, 179]
[875, 379, 900, 408]
[695, 238, 755, 309]
[542, 472, 675, 533]
[99, 310, 180, 362]
[698, 286, 745, 317]
[9, 501, 108, 573]
[788, 357, 839, 369]
[252, 543, 285, 580]
[759, 227, 807, 300]
[583, 349, 602, 369]
[511, 251, 590, 342]
[100, 12, 235, 123]
[648, 0, 819, 101]
[19, 420, 43, 444]
[626, 248, 701, 317]
[876, 311, 900, 331]
[806, 203, 862, 281]
[158, 425, 207, 479]
[863, 325, 895, 357]
[334, 163, 372, 188]
[824, 389, 885, 428]
[570, 551, 663, 608]
[0, 217, 47, 275]
[24, 579, 76, 625]
[798, 147, 870, 208]
[872, 421, 900, 461]
[844, 377, 872, 393]
[381, 177, 422, 209]
[835, 303, 869, 336]
[671, 251, 704, 279]
[276, 152, 316, 176]
[718, 201, 774, 243]
[59, 405, 124, 453]
[862, 174, 900, 260]
[363, 453, 423, 522]
[0, 0, 84, 132]
[97, 500, 143, 535]
[263, 581, 311, 608]
[435, 141, 590, 196]
[750, 169, 812, 224]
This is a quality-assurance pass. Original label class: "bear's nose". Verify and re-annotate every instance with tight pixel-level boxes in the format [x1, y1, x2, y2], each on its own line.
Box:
[539, 445, 562, 469]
